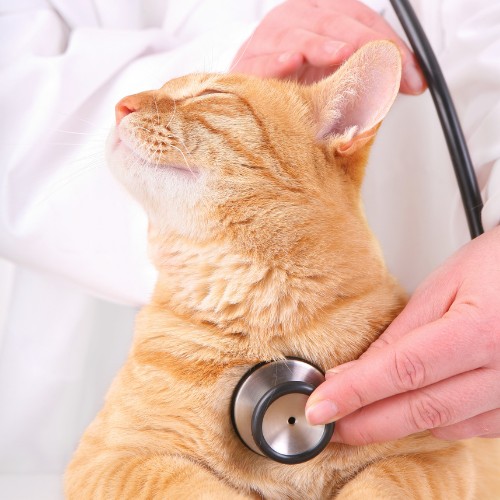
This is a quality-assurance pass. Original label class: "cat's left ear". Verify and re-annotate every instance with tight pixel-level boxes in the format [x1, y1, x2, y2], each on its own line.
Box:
[309, 40, 402, 156]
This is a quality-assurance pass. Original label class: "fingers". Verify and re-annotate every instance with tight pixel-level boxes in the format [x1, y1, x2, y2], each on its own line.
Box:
[315, 0, 423, 89]
[361, 263, 458, 355]
[306, 310, 491, 426]
[431, 408, 500, 440]
[366, 228, 499, 356]
[231, 51, 305, 80]
[232, 32, 352, 79]
[329, 367, 500, 445]
[231, 31, 354, 81]
[274, 29, 354, 68]
[230, 0, 426, 92]
[310, 228, 500, 445]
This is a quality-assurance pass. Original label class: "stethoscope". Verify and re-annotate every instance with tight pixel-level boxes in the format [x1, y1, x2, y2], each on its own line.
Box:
[231, 0, 484, 465]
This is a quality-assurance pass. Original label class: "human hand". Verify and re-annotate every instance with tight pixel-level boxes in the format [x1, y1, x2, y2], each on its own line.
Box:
[231, 0, 425, 93]
[306, 226, 500, 444]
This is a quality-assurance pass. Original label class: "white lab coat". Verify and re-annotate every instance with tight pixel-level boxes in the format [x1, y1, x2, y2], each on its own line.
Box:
[0, 1, 499, 498]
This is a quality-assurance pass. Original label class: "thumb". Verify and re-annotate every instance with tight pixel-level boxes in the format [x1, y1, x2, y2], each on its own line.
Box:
[356, 264, 459, 361]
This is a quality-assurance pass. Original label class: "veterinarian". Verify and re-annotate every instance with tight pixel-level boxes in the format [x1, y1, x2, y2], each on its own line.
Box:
[0, 0, 499, 498]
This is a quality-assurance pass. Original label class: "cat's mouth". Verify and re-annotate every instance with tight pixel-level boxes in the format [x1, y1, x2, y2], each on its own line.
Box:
[111, 131, 199, 176]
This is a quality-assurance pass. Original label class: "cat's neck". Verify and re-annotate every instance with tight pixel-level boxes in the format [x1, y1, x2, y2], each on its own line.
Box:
[148, 230, 406, 363]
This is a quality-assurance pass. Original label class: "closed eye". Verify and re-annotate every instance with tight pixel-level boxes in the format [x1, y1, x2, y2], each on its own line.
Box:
[196, 89, 230, 98]
[180, 89, 234, 105]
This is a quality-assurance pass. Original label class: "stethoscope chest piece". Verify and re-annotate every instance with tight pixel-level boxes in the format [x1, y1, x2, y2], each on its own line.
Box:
[231, 358, 334, 464]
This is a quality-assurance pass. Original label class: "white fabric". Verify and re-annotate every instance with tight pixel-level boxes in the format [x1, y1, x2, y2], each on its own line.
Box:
[0, 0, 499, 497]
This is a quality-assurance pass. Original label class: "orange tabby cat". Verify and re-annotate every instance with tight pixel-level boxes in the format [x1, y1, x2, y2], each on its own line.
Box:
[65, 41, 500, 499]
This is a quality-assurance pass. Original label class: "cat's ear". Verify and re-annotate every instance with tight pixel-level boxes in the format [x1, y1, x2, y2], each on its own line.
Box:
[309, 40, 402, 155]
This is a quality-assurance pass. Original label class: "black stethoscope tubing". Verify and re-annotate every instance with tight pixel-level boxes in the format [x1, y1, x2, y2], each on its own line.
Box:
[389, 0, 484, 239]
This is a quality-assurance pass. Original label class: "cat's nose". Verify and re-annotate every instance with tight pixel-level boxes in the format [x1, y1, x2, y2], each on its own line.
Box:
[115, 95, 140, 125]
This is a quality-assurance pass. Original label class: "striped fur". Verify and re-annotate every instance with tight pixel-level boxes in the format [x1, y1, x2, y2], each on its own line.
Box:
[65, 42, 500, 499]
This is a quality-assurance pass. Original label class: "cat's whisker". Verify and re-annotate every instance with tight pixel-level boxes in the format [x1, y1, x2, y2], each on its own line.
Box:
[168, 144, 195, 176]
[34, 163, 102, 207]
[54, 129, 107, 139]
[164, 130, 196, 174]
[47, 142, 91, 146]
[170, 133, 194, 162]
[164, 98, 177, 130]
[63, 150, 105, 168]
[66, 151, 105, 165]
[135, 142, 159, 172]
[137, 127, 155, 136]
[129, 124, 155, 135]
[228, 28, 258, 73]
[154, 145, 163, 171]
[129, 125, 166, 171]
[153, 94, 161, 127]
[56, 113, 110, 132]
[144, 142, 162, 172]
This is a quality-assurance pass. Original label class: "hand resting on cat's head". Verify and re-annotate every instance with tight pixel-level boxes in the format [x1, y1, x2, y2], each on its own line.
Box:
[231, 0, 426, 94]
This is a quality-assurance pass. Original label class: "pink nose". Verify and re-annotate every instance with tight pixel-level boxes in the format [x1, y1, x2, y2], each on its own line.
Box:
[115, 95, 140, 125]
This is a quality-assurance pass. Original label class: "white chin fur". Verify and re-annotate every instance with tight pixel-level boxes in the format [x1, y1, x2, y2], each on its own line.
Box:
[105, 128, 206, 237]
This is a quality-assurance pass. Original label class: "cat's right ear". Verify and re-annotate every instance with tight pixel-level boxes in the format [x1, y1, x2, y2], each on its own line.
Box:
[309, 40, 402, 156]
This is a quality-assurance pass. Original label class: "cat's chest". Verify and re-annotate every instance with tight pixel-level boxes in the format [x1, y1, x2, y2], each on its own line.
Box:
[169, 361, 368, 498]
[131, 304, 399, 496]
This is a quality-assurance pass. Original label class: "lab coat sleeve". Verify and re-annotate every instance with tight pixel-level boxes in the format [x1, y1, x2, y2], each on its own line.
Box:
[0, 1, 280, 307]
[441, 0, 500, 230]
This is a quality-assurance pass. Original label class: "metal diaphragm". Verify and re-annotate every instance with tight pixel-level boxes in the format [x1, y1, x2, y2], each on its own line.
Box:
[231, 358, 334, 464]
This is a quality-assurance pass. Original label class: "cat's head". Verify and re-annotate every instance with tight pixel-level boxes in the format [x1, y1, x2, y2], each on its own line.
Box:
[108, 41, 401, 267]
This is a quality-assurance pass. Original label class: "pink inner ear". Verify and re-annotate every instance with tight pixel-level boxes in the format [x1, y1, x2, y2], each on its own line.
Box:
[337, 67, 399, 135]
[317, 42, 402, 140]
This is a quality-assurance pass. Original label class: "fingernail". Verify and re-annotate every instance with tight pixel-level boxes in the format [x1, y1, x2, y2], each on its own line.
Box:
[305, 400, 339, 425]
[323, 40, 346, 55]
[325, 361, 356, 378]
[404, 65, 425, 94]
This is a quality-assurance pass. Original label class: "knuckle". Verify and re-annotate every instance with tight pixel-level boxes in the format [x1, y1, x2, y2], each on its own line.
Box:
[367, 335, 391, 352]
[335, 42, 355, 60]
[430, 427, 456, 441]
[407, 393, 453, 431]
[315, 15, 338, 37]
[278, 27, 304, 49]
[302, 35, 321, 54]
[479, 317, 500, 363]
[273, 29, 288, 47]
[490, 326, 500, 361]
[359, 335, 391, 361]
[390, 350, 427, 392]
[348, 426, 378, 446]
[354, 9, 378, 29]
[475, 304, 500, 351]
[451, 301, 499, 363]
[347, 382, 370, 409]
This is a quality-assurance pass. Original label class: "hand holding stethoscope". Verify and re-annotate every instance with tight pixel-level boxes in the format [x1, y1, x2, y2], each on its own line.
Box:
[307, 225, 500, 443]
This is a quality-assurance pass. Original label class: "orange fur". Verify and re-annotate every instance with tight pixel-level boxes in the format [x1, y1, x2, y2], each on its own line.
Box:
[65, 42, 500, 499]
